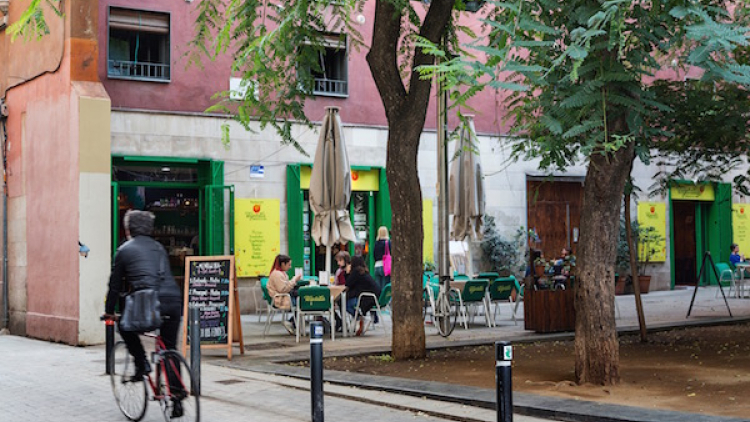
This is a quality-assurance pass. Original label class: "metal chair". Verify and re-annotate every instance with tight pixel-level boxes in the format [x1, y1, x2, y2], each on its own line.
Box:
[352, 283, 392, 335]
[715, 263, 737, 298]
[296, 286, 335, 342]
[510, 276, 524, 321]
[451, 279, 491, 329]
[261, 278, 297, 337]
[488, 276, 516, 325]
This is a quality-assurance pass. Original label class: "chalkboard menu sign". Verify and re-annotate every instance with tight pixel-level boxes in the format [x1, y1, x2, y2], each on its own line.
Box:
[182, 256, 244, 360]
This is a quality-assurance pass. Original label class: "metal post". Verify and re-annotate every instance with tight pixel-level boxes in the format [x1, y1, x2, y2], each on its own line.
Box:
[436, 34, 451, 290]
[105, 319, 115, 374]
[495, 341, 513, 422]
[189, 305, 201, 396]
[310, 321, 324, 422]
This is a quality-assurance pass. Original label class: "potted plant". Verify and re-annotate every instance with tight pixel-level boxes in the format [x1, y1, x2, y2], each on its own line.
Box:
[635, 225, 664, 294]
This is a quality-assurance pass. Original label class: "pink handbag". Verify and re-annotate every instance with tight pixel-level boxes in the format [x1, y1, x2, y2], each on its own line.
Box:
[383, 241, 392, 276]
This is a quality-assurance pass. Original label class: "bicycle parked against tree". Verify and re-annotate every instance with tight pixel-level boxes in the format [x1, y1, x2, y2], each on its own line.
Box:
[102, 315, 200, 422]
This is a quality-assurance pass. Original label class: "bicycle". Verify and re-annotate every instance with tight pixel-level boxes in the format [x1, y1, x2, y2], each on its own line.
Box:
[103, 316, 200, 422]
[423, 276, 459, 337]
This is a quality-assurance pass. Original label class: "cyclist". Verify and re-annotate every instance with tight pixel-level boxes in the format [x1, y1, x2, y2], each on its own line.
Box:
[103, 210, 184, 414]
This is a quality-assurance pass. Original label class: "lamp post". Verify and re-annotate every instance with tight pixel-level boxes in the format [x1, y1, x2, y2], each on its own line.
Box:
[436, 1, 484, 308]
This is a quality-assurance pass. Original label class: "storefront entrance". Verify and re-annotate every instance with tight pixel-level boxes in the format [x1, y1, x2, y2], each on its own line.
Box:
[526, 178, 584, 261]
[288, 164, 391, 276]
[111, 156, 234, 279]
[672, 201, 698, 285]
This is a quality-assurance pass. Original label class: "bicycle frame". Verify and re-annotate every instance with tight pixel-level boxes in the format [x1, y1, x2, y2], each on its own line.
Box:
[143, 332, 185, 402]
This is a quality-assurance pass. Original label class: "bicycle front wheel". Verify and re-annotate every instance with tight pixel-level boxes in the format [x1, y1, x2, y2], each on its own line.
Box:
[110, 341, 148, 421]
[434, 290, 458, 337]
[158, 350, 200, 422]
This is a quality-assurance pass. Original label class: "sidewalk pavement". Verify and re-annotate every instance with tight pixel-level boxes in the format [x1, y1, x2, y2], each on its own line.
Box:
[0, 334, 551, 422]
[1, 286, 747, 422]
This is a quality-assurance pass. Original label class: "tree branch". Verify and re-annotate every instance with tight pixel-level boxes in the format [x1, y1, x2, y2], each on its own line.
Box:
[366, 1, 407, 119]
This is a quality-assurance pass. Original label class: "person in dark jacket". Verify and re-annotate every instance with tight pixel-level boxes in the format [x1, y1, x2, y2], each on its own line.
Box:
[372, 226, 392, 290]
[344, 256, 381, 335]
[104, 210, 183, 383]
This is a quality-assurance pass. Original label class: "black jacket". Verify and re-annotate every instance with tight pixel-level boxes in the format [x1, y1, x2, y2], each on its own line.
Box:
[373, 239, 391, 262]
[105, 236, 182, 314]
[345, 271, 382, 312]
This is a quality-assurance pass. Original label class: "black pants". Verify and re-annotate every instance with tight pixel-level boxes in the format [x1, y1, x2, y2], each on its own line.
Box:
[120, 300, 182, 371]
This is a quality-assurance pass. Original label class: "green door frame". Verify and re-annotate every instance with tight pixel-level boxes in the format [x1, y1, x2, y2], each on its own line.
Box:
[286, 163, 391, 277]
[111, 156, 231, 258]
[668, 181, 732, 288]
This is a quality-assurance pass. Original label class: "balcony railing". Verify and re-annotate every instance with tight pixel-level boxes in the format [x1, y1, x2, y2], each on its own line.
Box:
[313, 78, 348, 97]
[108, 60, 170, 82]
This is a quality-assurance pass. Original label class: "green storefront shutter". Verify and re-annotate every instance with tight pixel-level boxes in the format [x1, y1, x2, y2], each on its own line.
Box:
[205, 185, 235, 255]
[376, 168, 392, 231]
[287, 165, 304, 278]
[706, 182, 733, 285]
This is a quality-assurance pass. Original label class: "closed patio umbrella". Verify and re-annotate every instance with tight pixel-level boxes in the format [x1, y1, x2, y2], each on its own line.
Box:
[309, 106, 355, 275]
[449, 116, 486, 275]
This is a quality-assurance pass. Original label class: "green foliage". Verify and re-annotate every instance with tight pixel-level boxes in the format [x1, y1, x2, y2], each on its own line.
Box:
[189, 0, 366, 152]
[8, 0, 62, 41]
[616, 218, 639, 276]
[480, 217, 525, 276]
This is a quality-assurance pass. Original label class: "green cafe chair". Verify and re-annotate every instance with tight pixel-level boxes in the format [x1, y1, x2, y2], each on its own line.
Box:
[714, 263, 737, 298]
[477, 272, 500, 280]
[453, 273, 470, 281]
[511, 276, 524, 322]
[488, 276, 517, 326]
[296, 286, 335, 343]
[261, 277, 297, 337]
[451, 279, 491, 329]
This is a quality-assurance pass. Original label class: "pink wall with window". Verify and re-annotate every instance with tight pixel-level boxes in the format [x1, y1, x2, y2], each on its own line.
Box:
[98, 1, 506, 134]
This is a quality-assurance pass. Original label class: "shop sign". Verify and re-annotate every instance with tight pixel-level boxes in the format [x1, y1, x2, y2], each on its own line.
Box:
[235, 199, 281, 277]
[636, 202, 667, 262]
[249, 165, 265, 178]
[733, 204, 750, 257]
[671, 183, 715, 201]
[300, 166, 380, 191]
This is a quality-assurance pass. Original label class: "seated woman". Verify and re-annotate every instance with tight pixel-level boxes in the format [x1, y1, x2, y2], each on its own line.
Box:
[334, 251, 351, 286]
[730, 243, 744, 267]
[267, 254, 302, 335]
[344, 256, 382, 336]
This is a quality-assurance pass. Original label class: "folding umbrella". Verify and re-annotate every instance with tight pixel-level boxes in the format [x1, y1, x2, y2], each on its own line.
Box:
[309, 107, 355, 275]
[448, 116, 486, 275]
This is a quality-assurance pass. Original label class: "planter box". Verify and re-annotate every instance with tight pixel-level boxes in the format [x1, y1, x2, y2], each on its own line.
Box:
[524, 286, 576, 333]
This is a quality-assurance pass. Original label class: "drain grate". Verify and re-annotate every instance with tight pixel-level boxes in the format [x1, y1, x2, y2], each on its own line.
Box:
[245, 342, 295, 351]
[215, 379, 247, 385]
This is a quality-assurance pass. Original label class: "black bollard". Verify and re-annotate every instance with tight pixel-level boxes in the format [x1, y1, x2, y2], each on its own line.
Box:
[310, 321, 324, 422]
[495, 341, 513, 422]
[105, 319, 115, 374]
[189, 305, 201, 396]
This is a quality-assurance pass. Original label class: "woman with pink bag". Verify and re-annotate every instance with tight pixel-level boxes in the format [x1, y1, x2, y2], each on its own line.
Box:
[373, 226, 392, 291]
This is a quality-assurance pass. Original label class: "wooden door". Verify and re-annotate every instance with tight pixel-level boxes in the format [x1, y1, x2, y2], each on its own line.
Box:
[527, 180, 584, 261]
[672, 201, 697, 285]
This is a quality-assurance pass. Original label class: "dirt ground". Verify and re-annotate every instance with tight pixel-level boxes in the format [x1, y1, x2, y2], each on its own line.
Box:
[314, 323, 750, 419]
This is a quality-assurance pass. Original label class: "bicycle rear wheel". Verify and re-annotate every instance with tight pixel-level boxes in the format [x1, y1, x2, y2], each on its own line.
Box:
[158, 350, 200, 422]
[434, 290, 458, 337]
[109, 341, 148, 421]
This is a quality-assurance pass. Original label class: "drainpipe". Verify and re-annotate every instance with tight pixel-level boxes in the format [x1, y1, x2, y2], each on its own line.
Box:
[1, 99, 7, 330]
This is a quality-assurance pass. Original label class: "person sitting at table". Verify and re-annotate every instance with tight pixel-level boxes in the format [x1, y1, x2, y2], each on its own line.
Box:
[334, 251, 351, 286]
[267, 254, 302, 335]
[344, 256, 381, 336]
[730, 243, 744, 267]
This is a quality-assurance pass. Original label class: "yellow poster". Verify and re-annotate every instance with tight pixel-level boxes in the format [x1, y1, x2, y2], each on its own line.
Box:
[636, 202, 667, 262]
[423, 200, 434, 264]
[732, 204, 750, 256]
[235, 199, 281, 277]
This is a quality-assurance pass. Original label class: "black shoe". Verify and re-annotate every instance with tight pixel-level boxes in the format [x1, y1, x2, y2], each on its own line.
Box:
[132, 361, 151, 382]
[171, 400, 183, 418]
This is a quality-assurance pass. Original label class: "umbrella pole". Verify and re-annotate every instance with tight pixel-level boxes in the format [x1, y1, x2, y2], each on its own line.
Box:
[325, 246, 332, 280]
[436, 34, 451, 291]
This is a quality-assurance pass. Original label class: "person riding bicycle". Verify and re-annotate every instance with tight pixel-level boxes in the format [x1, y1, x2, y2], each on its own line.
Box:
[103, 210, 183, 383]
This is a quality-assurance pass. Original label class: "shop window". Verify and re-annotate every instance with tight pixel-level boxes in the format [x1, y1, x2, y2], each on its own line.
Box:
[301, 34, 348, 97]
[108, 7, 170, 82]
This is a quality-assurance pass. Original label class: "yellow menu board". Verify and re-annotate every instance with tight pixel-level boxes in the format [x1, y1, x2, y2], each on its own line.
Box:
[636, 202, 667, 262]
[423, 199, 434, 264]
[733, 204, 750, 256]
[235, 199, 281, 277]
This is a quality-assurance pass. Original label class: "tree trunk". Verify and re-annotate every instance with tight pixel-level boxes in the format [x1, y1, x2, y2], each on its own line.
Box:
[387, 124, 426, 359]
[574, 139, 634, 385]
[365, 0, 454, 360]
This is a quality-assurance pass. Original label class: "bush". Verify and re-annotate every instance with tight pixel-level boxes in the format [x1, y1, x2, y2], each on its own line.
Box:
[480, 216, 525, 277]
